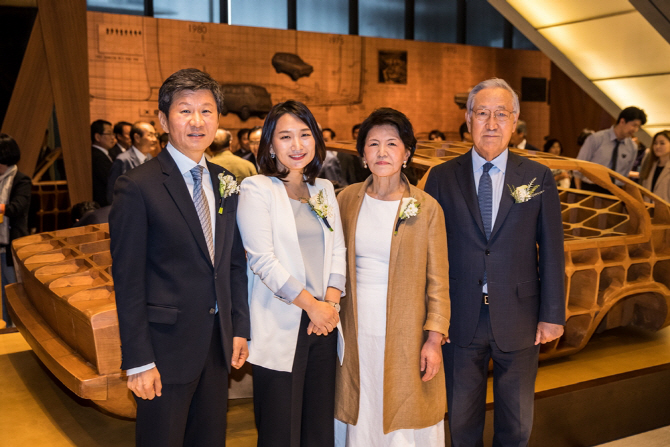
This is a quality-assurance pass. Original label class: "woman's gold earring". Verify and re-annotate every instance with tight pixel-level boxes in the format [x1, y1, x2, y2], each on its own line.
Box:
[403, 160, 407, 168]
[363, 160, 367, 169]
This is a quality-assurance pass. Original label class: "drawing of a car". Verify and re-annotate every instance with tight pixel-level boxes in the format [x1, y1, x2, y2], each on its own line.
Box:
[272, 53, 314, 81]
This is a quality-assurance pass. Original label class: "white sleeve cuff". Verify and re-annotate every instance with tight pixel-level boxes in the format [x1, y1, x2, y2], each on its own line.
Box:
[126, 362, 156, 376]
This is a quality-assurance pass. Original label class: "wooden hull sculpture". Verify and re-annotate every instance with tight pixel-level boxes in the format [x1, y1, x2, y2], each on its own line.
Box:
[6, 141, 670, 417]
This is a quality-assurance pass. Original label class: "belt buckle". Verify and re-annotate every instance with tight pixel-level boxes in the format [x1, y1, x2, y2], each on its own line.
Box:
[483, 294, 489, 305]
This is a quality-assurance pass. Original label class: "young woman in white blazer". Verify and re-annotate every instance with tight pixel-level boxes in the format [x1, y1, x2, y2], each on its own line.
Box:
[640, 130, 670, 202]
[237, 100, 346, 447]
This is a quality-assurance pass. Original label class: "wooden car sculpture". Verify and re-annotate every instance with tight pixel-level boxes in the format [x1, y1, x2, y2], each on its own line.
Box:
[6, 141, 670, 417]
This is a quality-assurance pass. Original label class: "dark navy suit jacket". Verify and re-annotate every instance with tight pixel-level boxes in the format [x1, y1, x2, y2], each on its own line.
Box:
[109, 148, 250, 384]
[425, 150, 565, 352]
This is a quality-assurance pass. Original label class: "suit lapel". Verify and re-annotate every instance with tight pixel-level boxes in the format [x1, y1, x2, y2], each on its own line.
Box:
[210, 163, 226, 268]
[347, 180, 370, 340]
[159, 150, 213, 268]
[455, 151, 486, 238]
[386, 177, 412, 322]
[490, 152, 523, 241]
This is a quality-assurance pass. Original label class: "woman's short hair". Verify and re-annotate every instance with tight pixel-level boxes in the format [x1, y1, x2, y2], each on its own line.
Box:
[543, 137, 562, 154]
[158, 68, 224, 117]
[0, 133, 21, 166]
[257, 100, 325, 185]
[356, 108, 417, 163]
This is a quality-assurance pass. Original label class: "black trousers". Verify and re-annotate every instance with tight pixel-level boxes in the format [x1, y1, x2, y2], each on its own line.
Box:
[252, 310, 337, 447]
[134, 318, 229, 447]
[444, 305, 540, 447]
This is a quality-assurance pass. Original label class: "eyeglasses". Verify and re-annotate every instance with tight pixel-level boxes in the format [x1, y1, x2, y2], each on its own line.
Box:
[472, 109, 513, 122]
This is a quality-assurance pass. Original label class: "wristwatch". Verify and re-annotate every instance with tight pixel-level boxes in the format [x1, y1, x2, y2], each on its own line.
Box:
[325, 300, 341, 313]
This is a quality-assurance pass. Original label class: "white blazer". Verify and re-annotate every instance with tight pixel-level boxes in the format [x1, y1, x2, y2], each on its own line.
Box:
[237, 175, 346, 372]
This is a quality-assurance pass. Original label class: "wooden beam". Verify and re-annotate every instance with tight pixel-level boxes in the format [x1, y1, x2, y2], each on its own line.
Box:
[38, 0, 91, 205]
[1, 13, 53, 177]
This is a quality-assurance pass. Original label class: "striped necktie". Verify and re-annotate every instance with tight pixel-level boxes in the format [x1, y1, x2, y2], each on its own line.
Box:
[191, 165, 215, 264]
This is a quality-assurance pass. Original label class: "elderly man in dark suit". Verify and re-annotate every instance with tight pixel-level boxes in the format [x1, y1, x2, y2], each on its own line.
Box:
[425, 78, 565, 447]
[106, 121, 157, 204]
[109, 68, 250, 447]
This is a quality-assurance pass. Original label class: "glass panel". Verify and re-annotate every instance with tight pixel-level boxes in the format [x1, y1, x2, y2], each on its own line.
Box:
[359, 0, 405, 40]
[465, 0, 505, 48]
[154, 0, 220, 23]
[513, 28, 537, 50]
[87, 0, 144, 15]
[297, 0, 348, 34]
[415, 0, 457, 43]
[231, 0, 287, 29]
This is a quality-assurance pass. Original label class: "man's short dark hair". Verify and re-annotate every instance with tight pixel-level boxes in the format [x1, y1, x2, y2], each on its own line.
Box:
[0, 133, 21, 166]
[90, 119, 111, 143]
[459, 122, 469, 140]
[356, 108, 417, 163]
[130, 122, 147, 145]
[617, 107, 647, 125]
[257, 100, 325, 185]
[113, 121, 132, 136]
[158, 68, 224, 117]
[352, 123, 361, 136]
[237, 128, 250, 140]
[322, 128, 336, 139]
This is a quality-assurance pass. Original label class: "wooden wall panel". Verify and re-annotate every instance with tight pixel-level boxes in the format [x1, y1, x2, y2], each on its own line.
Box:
[1, 14, 53, 177]
[39, 0, 90, 205]
[87, 12, 551, 149]
[550, 62, 614, 158]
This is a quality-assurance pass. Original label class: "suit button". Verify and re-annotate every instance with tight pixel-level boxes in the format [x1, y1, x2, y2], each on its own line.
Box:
[485, 250, 490, 255]
[209, 308, 215, 315]
[478, 280, 483, 285]
[214, 273, 218, 280]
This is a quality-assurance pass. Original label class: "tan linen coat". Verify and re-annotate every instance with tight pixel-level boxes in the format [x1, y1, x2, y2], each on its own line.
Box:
[334, 176, 451, 434]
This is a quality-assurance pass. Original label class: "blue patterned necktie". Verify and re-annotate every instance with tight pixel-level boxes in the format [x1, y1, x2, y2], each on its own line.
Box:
[191, 165, 215, 264]
[479, 162, 493, 240]
[479, 162, 493, 286]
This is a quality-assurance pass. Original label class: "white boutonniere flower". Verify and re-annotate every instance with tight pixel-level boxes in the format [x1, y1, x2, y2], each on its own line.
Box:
[507, 178, 543, 204]
[305, 189, 334, 231]
[217, 173, 240, 214]
[394, 197, 421, 234]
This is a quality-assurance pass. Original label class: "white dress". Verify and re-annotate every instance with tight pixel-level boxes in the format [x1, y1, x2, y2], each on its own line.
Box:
[337, 194, 445, 447]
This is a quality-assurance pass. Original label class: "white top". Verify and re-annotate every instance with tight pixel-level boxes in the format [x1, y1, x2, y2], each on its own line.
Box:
[355, 194, 398, 337]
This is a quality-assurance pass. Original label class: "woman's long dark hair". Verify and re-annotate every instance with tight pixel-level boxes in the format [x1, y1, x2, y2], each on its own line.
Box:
[640, 130, 670, 182]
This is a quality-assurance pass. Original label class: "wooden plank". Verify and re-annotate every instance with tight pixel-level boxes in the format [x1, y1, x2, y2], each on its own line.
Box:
[38, 0, 91, 205]
[1, 13, 53, 177]
[6, 283, 108, 400]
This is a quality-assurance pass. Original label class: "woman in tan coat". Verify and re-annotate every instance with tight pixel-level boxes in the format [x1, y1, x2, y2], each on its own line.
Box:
[334, 108, 450, 446]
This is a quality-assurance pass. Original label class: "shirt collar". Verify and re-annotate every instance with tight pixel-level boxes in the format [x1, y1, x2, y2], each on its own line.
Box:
[472, 147, 508, 174]
[607, 126, 623, 143]
[166, 143, 208, 176]
[92, 144, 109, 156]
[131, 146, 147, 163]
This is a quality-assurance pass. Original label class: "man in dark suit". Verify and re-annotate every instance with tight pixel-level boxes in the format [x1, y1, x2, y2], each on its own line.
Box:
[425, 78, 565, 446]
[509, 119, 539, 151]
[91, 119, 115, 207]
[106, 121, 157, 204]
[110, 121, 132, 161]
[109, 68, 250, 447]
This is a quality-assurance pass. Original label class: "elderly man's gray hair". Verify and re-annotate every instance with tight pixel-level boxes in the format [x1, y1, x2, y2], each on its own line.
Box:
[515, 120, 527, 135]
[466, 78, 520, 115]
